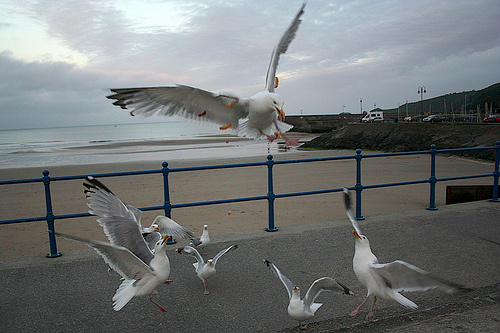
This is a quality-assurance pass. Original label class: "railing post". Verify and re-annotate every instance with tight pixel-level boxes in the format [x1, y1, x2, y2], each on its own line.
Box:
[43, 170, 61, 258]
[355, 149, 365, 220]
[162, 161, 176, 244]
[427, 144, 438, 210]
[491, 141, 500, 202]
[265, 154, 278, 232]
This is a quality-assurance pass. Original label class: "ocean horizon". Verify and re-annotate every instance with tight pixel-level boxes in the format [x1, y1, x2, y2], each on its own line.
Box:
[0, 121, 306, 169]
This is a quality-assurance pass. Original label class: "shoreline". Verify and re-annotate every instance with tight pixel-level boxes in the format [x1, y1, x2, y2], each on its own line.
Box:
[0, 145, 495, 258]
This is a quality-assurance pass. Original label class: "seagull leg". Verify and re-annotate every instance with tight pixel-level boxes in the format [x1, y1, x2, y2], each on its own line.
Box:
[203, 282, 210, 295]
[164, 279, 173, 285]
[349, 296, 370, 317]
[366, 297, 377, 320]
[149, 297, 167, 313]
[299, 323, 308, 330]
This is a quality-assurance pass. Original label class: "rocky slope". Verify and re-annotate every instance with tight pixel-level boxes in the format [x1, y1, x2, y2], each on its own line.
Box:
[301, 123, 500, 161]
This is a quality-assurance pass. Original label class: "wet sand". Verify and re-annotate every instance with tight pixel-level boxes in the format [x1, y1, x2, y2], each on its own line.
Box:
[0, 145, 495, 258]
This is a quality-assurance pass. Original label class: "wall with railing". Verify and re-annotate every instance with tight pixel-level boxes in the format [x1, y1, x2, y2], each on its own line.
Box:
[1, 142, 499, 258]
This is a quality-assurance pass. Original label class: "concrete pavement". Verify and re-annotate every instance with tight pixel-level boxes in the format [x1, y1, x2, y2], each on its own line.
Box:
[1, 200, 499, 332]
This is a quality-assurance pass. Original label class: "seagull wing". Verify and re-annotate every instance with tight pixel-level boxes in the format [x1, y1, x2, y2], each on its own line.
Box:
[265, 2, 306, 92]
[55, 232, 153, 280]
[264, 259, 294, 300]
[211, 244, 238, 266]
[143, 231, 162, 251]
[343, 188, 362, 235]
[83, 177, 154, 265]
[107, 85, 249, 131]
[190, 236, 202, 247]
[150, 216, 194, 239]
[371, 260, 466, 293]
[303, 277, 353, 307]
[178, 245, 205, 265]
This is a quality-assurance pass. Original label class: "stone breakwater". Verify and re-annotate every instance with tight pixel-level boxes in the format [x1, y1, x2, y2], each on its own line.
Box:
[301, 123, 500, 161]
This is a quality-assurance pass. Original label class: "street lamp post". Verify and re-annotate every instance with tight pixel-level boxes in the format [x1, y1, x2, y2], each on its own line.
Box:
[418, 86, 426, 116]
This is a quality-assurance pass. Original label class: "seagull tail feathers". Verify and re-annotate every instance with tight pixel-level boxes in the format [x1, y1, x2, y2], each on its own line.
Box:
[392, 292, 418, 310]
[112, 279, 136, 311]
[310, 302, 322, 314]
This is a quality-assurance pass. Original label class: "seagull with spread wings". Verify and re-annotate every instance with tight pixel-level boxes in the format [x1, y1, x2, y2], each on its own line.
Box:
[342, 188, 469, 320]
[83, 176, 193, 256]
[54, 231, 173, 312]
[264, 259, 352, 329]
[177, 244, 237, 295]
[106, 2, 307, 144]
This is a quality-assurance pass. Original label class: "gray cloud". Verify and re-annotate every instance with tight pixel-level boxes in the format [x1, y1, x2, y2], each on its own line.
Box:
[0, 0, 498, 129]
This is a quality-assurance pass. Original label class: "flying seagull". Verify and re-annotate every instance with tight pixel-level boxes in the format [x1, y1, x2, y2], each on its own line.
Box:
[342, 188, 469, 320]
[54, 232, 173, 312]
[177, 245, 237, 295]
[83, 176, 193, 258]
[106, 2, 307, 143]
[264, 259, 352, 329]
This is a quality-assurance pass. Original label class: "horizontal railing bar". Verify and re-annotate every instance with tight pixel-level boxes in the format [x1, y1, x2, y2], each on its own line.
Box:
[168, 161, 268, 173]
[275, 188, 344, 198]
[273, 155, 357, 165]
[361, 150, 431, 158]
[0, 216, 48, 224]
[362, 179, 431, 190]
[436, 174, 493, 182]
[170, 195, 269, 209]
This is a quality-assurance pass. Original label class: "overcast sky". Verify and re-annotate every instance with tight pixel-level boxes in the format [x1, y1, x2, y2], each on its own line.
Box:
[1, 0, 499, 130]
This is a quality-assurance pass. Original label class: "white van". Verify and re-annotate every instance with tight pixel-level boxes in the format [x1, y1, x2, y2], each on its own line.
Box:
[361, 111, 384, 123]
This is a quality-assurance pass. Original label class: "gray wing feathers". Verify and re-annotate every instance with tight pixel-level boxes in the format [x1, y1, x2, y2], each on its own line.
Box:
[212, 244, 238, 265]
[264, 259, 294, 299]
[54, 232, 153, 280]
[343, 188, 362, 235]
[151, 216, 194, 240]
[265, 2, 306, 92]
[107, 85, 248, 128]
[372, 260, 466, 293]
[303, 277, 352, 307]
[178, 245, 205, 265]
[84, 177, 154, 265]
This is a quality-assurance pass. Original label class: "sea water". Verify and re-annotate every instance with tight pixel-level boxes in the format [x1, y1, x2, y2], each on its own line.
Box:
[0, 121, 283, 169]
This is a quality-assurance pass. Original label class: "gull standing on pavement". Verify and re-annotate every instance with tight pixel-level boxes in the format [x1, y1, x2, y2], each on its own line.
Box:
[177, 245, 237, 295]
[264, 259, 353, 329]
[342, 188, 468, 320]
[54, 232, 173, 312]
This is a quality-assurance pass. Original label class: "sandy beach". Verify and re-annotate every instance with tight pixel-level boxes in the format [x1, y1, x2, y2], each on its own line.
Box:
[0, 141, 496, 258]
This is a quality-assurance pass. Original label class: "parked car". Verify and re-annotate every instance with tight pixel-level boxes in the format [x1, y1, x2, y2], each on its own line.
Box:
[423, 115, 445, 122]
[483, 114, 500, 123]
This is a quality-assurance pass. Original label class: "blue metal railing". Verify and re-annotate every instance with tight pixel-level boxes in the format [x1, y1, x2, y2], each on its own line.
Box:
[1, 142, 499, 258]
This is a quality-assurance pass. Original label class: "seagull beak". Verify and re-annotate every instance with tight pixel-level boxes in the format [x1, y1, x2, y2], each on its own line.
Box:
[353, 230, 362, 239]
[161, 235, 170, 245]
[275, 107, 285, 121]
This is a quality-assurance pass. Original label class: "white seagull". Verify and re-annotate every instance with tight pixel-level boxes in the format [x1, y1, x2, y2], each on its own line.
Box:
[342, 188, 468, 320]
[106, 2, 307, 143]
[189, 224, 210, 248]
[83, 176, 193, 257]
[54, 232, 173, 312]
[177, 244, 237, 295]
[264, 259, 352, 329]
